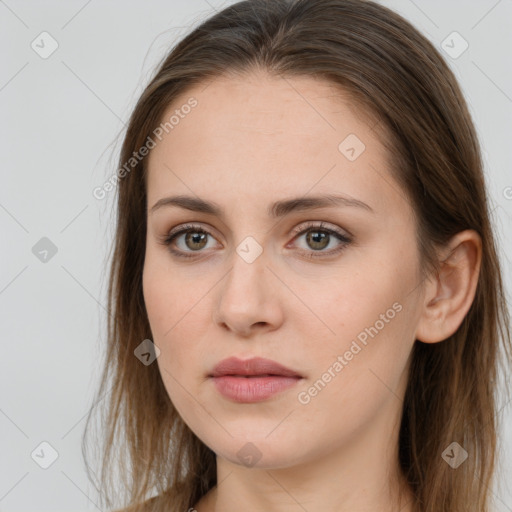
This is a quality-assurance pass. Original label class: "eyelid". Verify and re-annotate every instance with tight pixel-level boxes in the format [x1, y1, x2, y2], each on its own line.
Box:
[166, 222, 219, 240]
[290, 220, 352, 239]
[165, 220, 351, 241]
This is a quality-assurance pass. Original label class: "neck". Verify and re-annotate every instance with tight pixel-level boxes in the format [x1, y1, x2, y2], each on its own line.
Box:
[194, 403, 414, 512]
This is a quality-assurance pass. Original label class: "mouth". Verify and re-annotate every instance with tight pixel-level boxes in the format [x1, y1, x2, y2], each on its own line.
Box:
[209, 356, 302, 379]
[218, 374, 291, 377]
[210, 374, 302, 403]
[209, 357, 303, 403]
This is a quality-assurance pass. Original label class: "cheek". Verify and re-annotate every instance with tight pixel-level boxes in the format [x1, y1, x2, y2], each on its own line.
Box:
[143, 256, 185, 363]
[143, 246, 195, 331]
[143, 262, 172, 333]
[143, 263, 198, 419]
[295, 267, 401, 359]
[142, 257, 207, 377]
[296, 259, 416, 412]
[293, 242, 410, 342]
[296, 309, 413, 445]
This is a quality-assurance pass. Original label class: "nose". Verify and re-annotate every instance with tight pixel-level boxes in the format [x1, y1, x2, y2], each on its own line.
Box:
[212, 247, 284, 337]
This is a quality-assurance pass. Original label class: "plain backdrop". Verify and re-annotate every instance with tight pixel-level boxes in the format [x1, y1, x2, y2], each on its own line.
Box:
[0, 1, 511, 510]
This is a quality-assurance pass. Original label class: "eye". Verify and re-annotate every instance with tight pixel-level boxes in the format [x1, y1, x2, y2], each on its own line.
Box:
[288, 221, 352, 260]
[162, 223, 219, 258]
[161, 221, 352, 260]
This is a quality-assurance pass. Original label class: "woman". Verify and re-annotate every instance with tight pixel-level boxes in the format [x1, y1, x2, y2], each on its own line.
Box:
[83, 1, 512, 511]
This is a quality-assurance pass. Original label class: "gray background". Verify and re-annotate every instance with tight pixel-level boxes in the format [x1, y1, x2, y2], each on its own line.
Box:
[0, 0, 511, 510]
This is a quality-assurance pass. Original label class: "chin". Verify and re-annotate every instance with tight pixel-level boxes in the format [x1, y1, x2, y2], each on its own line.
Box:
[210, 436, 307, 470]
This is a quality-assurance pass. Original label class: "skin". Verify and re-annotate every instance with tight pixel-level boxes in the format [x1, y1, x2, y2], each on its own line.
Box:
[142, 70, 481, 512]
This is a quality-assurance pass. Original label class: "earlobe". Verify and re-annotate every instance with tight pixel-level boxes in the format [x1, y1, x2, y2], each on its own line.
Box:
[415, 230, 482, 344]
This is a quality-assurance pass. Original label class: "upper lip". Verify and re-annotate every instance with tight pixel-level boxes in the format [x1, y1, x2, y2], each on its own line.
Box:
[210, 357, 302, 378]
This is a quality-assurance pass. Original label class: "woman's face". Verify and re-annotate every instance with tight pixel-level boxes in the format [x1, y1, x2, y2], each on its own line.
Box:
[143, 71, 426, 469]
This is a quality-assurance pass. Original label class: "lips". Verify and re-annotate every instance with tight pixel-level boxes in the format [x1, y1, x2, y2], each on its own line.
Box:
[210, 356, 302, 378]
[209, 357, 303, 403]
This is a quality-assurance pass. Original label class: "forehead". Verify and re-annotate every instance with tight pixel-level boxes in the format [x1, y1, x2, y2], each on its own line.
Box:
[161, 70, 378, 142]
[146, 70, 400, 216]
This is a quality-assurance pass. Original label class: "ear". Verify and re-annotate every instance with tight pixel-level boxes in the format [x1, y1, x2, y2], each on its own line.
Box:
[415, 230, 482, 344]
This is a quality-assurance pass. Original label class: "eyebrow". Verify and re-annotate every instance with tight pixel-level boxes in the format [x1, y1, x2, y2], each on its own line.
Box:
[150, 193, 374, 217]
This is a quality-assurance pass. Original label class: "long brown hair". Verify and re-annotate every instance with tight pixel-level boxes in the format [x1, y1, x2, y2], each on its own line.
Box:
[82, 1, 512, 510]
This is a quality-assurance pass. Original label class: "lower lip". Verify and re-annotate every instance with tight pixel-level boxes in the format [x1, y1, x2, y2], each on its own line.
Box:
[211, 375, 302, 403]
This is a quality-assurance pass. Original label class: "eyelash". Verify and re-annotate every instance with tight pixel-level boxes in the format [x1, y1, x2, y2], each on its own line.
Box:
[161, 222, 353, 261]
